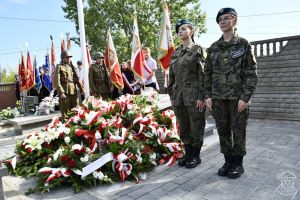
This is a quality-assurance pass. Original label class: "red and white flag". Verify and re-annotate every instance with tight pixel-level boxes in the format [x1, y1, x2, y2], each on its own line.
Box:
[158, 2, 174, 70]
[105, 30, 124, 90]
[131, 16, 144, 81]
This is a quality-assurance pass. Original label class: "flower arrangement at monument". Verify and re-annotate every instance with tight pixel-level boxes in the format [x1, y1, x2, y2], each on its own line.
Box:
[3, 93, 182, 193]
[35, 91, 59, 115]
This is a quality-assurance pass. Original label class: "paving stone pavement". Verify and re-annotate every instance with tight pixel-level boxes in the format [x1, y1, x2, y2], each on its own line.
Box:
[1, 119, 300, 200]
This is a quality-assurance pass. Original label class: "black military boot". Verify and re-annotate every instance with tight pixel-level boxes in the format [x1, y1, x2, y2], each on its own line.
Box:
[185, 146, 201, 168]
[178, 144, 191, 167]
[227, 156, 244, 179]
[218, 155, 233, 176]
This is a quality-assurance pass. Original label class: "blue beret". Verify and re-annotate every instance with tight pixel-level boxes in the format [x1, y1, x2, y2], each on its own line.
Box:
[216, 8, 237, 23]
[175, 19, 193, 34]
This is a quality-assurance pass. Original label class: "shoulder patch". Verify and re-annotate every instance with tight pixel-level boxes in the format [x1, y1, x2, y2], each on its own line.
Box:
[231, 48, 246, 58]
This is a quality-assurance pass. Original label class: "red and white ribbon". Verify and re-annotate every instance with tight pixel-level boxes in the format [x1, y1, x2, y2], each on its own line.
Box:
[108, 127, 128, 145]
[162, 110, 177, 134]
[38, 167, 71, 185]
[112, 149, 133, 181]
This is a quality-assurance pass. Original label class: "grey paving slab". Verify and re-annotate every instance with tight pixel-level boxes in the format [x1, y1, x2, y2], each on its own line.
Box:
[1, 119, 300, 200]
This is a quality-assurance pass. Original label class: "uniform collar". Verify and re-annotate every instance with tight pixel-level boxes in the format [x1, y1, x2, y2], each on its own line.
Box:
[217, 32, 239, 47]
[180, 42, 195, 52]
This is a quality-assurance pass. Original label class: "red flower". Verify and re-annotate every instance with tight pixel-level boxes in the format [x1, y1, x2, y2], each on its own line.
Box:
[60, 155, 69, 162]
[59, 132, 64, 138]
[81, 147, 86, 153]
[74, 149, 81, 155]
[68, 159, 76, 168]
[26, 147, 32, 154]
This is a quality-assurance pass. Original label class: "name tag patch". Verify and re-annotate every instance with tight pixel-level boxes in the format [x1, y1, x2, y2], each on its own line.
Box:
[231, 48, 245, 58]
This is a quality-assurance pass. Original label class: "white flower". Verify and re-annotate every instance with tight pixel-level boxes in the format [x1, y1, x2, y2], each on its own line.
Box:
[93, 171, 105, 180]
[53, 148, 64, 161]
[80, 154, 89, 163]
[24, 135, 43, 151]
[149, 153, 157, 166]
[142, 106, 152, 113]
[86, 147, 92, 153]
[95, 130, 102, 141]
[47, 157, 52, 163]
[72, 144, 83, 151]
[64, 136, 71, 144]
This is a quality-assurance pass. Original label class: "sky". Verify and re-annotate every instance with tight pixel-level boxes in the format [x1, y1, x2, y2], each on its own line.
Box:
[0, 0, 300, 72]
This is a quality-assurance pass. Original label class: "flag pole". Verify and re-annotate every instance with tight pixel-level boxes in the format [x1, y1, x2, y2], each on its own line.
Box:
[76, 0, 90, 99]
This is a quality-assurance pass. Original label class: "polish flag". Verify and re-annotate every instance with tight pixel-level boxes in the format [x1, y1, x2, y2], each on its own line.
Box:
[131, 16, 144, 81]
[105, 30, 124, 90]
[158, 2, 174, 70]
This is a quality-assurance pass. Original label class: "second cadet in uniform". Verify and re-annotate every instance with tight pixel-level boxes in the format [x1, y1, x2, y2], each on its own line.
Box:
[55, 50, 82, 122]
[204, 8, 258, 178]
[168, 19, 206, 169]
[89, 52, 113, 99]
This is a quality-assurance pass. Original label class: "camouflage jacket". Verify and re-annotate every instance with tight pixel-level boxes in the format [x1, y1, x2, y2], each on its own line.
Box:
[55, 63, 77, 95]
[168, 43, 206, 106]
[89, 63, 112, 95]
[204, 33, 258, 102]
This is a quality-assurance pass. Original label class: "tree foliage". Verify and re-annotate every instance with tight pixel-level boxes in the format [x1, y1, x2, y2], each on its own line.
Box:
[0, 68, 16, 83]
[62, 0, 206, 63]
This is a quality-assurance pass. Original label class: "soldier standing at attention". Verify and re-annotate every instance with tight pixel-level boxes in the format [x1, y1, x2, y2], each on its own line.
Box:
[55, 50, 82, 122]
[89, 52, 112, 99]
[168, 19, 206, 169]
[204, 8, 258, 178]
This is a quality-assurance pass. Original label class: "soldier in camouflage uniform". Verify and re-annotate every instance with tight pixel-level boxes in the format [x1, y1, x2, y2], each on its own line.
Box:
[89, 52, 112, 99]
[168, 19, 206, 169]
[204, 8, 258, 178]
[55, 50, 81, 122]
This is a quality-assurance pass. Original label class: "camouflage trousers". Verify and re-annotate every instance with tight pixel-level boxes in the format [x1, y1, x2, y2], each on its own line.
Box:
[173, 106, 206, 148]
[211, 99, 249, 156]
[59, 94, 78, 122]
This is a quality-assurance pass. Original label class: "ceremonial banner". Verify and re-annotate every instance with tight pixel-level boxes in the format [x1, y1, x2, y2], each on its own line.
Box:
[105, 30, 124, 90]
[61, 37, 66, 52]
[25, 51, 34, 90]
[67, 33, 71, 50]
[158, 2, 174, 70]
[43, 54, 53, 92]
[20, 51, 26, 91]
[131, 16, 144, 80]
[34, 55, 42, 93]
[50, 35, 56, 89]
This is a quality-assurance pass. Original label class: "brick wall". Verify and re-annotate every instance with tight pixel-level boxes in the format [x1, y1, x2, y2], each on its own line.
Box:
[250, 35, 300, 121]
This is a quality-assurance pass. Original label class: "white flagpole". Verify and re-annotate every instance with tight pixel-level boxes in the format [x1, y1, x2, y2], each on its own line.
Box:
[76, 0, 90, 98]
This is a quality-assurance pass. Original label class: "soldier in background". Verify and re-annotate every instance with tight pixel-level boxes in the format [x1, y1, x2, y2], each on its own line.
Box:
[168, 19, 206, 169]
[204, 8, 258, 178]
[55, 50, 83, 122]
[89, 52, 112, 99]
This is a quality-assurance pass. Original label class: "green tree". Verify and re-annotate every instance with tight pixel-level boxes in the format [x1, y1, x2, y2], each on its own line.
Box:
[62, 0, 206, 63]
[0, 68, 16, 83]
